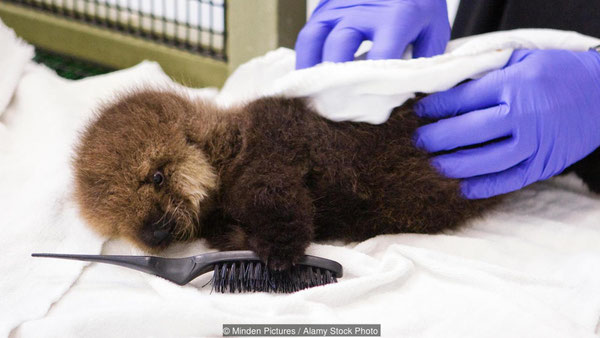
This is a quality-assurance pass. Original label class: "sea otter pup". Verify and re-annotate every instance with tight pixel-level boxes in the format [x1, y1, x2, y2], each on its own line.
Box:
[74, 89, 501, 270]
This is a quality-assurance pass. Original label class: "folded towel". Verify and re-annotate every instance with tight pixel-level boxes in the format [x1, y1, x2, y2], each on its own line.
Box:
[217, 29, 600, 124]
[0, 22, 33, 116]
[1, 18, 599, 337]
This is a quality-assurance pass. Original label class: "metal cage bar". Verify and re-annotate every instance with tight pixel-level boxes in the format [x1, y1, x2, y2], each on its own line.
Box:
[2, 0, 227, 60]
[0, 0, 306, 87]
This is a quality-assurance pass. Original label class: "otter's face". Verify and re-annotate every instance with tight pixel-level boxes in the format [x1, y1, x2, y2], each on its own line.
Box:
[74, 90, 218, 251]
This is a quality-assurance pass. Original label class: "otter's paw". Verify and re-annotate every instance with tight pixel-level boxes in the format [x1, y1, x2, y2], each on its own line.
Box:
[249, 236, 307, 271]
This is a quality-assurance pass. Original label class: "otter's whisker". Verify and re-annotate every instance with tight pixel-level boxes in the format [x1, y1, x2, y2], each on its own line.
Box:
[153, 197, 174, 227]
[183, 208, 198, 238]
[165, 200, 180, 228]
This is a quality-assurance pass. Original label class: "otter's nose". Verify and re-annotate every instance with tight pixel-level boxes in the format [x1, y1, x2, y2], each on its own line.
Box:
[152, 230, 170, 243]
[139, 213, 177, 248]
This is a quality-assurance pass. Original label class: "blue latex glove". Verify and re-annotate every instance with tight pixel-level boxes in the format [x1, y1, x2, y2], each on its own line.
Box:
[414, 49, 600, 199]
[295, 0, 450, 69]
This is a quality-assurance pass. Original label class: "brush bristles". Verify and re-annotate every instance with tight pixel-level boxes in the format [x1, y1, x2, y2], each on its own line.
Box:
[210, 261, 337, 293]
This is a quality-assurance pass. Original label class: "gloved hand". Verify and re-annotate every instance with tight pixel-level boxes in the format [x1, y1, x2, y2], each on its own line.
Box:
[414, 49, 600, 199]
[295, 0, 450, 69]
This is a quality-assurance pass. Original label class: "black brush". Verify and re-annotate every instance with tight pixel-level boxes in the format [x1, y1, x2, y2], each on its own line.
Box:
[31, 250, 343, 293]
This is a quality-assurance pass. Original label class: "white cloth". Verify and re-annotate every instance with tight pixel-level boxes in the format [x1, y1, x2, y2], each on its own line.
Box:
[0, 24, 33, 116]
[217, 29, 600, 124]
[1, 18, 600, 337]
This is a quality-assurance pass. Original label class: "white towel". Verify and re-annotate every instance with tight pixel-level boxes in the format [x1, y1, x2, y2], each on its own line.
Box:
[217, 29, 600, 124]
[1, 18, 600, 337]
[0, 23, 33, 116]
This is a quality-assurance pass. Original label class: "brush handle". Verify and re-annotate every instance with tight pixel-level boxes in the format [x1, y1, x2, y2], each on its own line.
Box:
[31, 253, 197, 283]
[32, 250, 343, 286]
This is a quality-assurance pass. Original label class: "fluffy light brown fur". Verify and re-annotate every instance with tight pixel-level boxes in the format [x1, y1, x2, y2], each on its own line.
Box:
[74, 89, 500, 270]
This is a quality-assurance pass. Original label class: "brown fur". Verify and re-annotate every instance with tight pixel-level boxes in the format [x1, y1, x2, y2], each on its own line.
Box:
[74, 89, 500, 270]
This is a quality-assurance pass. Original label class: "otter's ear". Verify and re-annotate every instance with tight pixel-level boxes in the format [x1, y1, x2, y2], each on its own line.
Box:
[181, 106, 204, 146]
[183, 120, 211, 148]
[181, 100, 214, 145]
[183, 100, 239, 145]
[184, 129, 200, 146]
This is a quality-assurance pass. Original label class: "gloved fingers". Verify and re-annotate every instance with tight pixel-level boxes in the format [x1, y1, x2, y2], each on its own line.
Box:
[415, 70, 504, 119]
[412, 24, 450, 58]
[505, 49, 534, 67]
[295, 23, 334, 69]
[367, 24, 417, 60]
[414, 105, 512, 153]
[430, 137, 527, 179]
[322, 26, 366, 63]
[460, 161, 531, 199]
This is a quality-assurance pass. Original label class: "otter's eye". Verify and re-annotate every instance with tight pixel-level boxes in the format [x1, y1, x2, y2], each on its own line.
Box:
[152, 171, 164, 186]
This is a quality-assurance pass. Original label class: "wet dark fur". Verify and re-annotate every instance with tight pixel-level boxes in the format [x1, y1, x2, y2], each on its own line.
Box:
[201, 97, 501, 268]
[77, 89, 558, 270]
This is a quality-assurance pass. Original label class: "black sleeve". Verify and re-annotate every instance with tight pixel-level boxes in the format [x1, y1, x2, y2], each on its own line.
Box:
[452, 0, 600, 40]
[563, 148, 600, 194]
